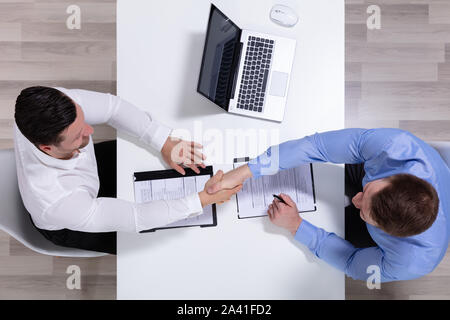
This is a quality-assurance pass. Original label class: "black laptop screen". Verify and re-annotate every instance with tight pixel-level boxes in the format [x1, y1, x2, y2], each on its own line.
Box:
[197, 5, 241, 110]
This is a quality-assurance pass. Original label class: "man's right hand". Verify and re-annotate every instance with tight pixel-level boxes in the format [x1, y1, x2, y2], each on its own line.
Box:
[199, 170, 243, 207]
[268, 194, 302, 236]
[206, 164, 253, 194]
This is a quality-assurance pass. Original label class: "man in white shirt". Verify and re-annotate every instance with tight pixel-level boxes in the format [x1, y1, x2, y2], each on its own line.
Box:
[14, 86, 241, 255]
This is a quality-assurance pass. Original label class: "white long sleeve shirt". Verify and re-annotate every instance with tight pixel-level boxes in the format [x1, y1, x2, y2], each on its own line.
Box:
[14, 88, 203, 233]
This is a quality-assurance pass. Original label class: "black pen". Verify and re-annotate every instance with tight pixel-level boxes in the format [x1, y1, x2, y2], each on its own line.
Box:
[273, 194, 289, 206]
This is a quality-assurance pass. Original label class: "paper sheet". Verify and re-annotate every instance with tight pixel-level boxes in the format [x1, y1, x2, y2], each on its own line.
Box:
[234, 161, 316, 218]
[134, 174, 214, 229]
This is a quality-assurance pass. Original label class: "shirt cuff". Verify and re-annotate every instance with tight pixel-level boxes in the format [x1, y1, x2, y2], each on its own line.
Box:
[184, 193, 203, 218]
[247, 160, 261, 179]
[248, 146, 280, 178]
[294, 219, 318, 247]
[141, 116, 172, 152]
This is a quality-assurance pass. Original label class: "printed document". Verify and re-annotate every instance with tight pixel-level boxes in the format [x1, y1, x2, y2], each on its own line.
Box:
[233, 160, 316, 218]
[134, 174, 214, 228]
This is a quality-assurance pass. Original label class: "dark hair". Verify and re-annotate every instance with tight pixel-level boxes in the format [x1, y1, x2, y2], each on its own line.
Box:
[370, 174, 439, 237]
[14, 86, 76, 146]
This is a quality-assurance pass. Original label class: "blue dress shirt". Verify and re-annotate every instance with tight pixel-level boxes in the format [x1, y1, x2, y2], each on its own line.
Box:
[248, 128, 449, 282]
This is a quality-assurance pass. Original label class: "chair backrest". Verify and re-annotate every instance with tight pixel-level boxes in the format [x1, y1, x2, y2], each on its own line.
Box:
[428, 141, 450, 169]
[428, 141, 450, 240]
[0, 148, 106, 257]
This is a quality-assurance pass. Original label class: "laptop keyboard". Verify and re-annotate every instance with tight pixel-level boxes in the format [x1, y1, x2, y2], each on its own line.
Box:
[236, 36, 274, 113]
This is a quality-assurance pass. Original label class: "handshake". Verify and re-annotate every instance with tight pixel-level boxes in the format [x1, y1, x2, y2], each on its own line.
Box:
[161, 137, 253, 207]
[198, 164, 303, 235]
[198, 164, 253, 207]
[163, 138, 302, 234]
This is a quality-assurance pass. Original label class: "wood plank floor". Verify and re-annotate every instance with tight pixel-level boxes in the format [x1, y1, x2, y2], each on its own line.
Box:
[0, 0, 117, 299]
[345, 0, 450, 299]
[0, 0, 449, 299]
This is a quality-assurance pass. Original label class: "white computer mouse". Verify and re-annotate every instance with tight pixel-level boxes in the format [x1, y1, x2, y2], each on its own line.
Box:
[270, 4, 299, 27]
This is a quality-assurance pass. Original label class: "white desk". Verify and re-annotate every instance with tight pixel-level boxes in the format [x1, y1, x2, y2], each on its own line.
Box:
[117, 0, 345, 299]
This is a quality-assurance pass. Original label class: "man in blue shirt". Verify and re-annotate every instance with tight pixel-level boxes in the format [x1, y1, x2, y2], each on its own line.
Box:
[207, 128, 449, 282]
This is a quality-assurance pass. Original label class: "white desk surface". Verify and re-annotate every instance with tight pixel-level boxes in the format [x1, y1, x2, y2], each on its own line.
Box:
[117, 0, 345, 299]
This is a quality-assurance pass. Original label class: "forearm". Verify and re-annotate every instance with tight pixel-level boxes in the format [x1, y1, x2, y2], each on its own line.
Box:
[248, 129, 368, 178]
[48, 191, 203, 233]
[295, 220, 358, 272]
[294, 219, 401, 282]
[56, 87, 172, 152]
[106, 97, 172, 152]
[135, 193, 203, 231]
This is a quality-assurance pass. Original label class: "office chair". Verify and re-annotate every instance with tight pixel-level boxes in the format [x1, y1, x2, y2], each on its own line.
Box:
[0, 148, 106, 257]
[428, 141, 450, 169]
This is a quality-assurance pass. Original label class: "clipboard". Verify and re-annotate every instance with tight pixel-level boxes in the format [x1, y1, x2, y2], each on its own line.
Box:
[233, 157, 317, 219]
[134, 166, 217, 232]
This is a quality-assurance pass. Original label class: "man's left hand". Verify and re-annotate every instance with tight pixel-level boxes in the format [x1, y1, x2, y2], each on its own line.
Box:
[161, 137, 206, 175]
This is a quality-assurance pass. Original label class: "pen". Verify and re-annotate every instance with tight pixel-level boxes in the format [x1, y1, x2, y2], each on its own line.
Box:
[273, 194, 289, 206]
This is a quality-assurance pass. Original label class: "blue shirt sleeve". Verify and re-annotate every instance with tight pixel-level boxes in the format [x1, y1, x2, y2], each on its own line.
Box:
[248, 128, 399, 178]
[295, 220, 418, 282]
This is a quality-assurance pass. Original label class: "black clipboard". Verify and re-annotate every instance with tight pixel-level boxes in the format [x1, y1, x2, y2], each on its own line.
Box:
[233, 157, 317, 219]
[134, 166, 217, 232]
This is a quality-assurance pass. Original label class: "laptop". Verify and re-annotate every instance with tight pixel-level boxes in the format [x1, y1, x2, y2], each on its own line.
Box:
[197, 4, 296, 122]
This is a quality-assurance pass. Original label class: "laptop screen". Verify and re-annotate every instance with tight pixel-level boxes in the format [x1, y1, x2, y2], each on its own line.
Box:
[197, 5, 241, 110]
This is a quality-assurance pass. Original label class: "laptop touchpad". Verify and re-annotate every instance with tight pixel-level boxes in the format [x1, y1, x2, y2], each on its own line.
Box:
[269, 71, 288, 97]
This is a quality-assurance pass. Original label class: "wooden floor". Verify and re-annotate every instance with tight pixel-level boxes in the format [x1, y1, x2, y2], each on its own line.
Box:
[345, 0, 450, 299]
[0, 0, 449, 299]
[0, 0, 117, 299]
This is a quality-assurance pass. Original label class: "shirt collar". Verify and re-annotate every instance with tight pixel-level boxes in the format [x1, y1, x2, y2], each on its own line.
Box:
[15, 124, 89, 170]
